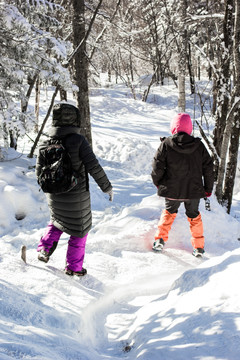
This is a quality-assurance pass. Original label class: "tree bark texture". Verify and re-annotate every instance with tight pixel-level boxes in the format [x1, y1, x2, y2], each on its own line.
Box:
[35, 76, 41, 133]
[213, 0, 233, 156]
[72, 0, 92, 146]
[178, 0, 187, 112]
[187, 43, 195, 95]
[222, 0, 240, 213]
[222, 119, 240, 213]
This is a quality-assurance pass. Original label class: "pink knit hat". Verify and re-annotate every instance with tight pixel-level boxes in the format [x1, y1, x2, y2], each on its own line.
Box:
[170, 113, 193, 135]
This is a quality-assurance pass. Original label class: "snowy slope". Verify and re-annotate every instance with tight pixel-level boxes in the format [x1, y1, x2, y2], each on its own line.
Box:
[0, 83, 239, 360]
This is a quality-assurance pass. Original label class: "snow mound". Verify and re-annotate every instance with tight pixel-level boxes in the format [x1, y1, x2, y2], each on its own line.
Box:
[94, 136, 154, 175]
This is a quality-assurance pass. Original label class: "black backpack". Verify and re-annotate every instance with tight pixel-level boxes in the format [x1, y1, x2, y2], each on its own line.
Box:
[37, 137, 78, 194]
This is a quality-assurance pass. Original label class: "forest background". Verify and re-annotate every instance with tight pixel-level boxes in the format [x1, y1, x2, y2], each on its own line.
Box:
[0, 0, 240, 215]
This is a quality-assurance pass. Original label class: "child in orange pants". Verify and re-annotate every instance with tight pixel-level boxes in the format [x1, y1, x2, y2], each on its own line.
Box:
[151, 113, 214, 257]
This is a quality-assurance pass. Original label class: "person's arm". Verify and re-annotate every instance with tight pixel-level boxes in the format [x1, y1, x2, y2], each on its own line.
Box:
[79, 137, 112, 193]
[202, 144, 214, 194]
[35, 142, 47, 178]
[151, 142, 167, 187]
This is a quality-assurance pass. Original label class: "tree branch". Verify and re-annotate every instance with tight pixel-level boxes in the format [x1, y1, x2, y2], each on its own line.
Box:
[195, 120, 219, 169]
[28, 0, 104, 157]
[89, 0, 122, 61]
[28, 85, 59, 158]
[67, 0, 104, 65]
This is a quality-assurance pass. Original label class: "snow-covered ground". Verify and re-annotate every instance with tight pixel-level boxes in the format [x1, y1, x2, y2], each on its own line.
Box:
[0, 82, 239, 360]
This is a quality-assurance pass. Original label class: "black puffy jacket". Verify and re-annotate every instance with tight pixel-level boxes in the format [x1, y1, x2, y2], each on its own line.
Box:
[36, 126, 112, 237]
[151, 132, 214, 199]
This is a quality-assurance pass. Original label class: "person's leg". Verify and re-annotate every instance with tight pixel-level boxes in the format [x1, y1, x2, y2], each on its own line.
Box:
[165, 199, 181, 215]
[37, 222, 62, 258]
[153, 199, 180, 250]
[185, 199, 205, 251]
[65, 234, 88, 275]
[184, 199, 200, 219]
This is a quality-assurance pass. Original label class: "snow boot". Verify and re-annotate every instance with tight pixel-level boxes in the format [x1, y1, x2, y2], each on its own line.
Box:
[152, 238, 165, 252]
[37, 241, 58, 263]
[38, 249, 50, 263]
[192, 248, 205, 257]
[154, 209, 177, 242]
[65, 268, 87, 277]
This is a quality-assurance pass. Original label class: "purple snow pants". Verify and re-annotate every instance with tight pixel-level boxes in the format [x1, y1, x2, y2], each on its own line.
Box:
[37, 222, 87, 272]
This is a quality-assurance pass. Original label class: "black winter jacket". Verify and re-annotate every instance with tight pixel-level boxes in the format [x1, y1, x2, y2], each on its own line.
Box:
[151, 132, 214, 199]
[36, 126, 112, 237]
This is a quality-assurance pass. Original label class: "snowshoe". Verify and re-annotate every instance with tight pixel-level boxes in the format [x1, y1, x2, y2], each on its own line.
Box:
[65, 268, 87, 277]
[152, 238, 165, 252]
[192, 248, 205, 257]
[38, 249, 50, 263]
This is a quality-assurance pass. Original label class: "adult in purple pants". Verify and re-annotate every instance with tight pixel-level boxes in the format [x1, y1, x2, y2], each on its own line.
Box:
[35, 103, 113, 276]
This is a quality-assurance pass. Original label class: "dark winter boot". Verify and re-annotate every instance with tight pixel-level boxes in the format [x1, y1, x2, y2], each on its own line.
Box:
[65, 268, 87, 277]
[37, 241, 58, 263]
[152, 238, 165, 252]
[192, 248, 205, 257]
[38, 249, 50, 263]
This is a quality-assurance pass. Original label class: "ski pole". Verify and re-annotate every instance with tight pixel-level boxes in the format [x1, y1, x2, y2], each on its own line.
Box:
[204, 197, 211, 211]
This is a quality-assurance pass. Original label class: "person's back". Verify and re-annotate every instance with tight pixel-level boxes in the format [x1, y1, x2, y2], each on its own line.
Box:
[36, 102, 113, 275]
[151, 113, 214, 257]
[152, 132, 213, 200]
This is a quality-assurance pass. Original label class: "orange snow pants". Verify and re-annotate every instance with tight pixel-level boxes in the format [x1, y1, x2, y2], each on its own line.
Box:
[155, 208, 205, 249]
[187, 213, 205, 249]
[154, 209, 177, 242]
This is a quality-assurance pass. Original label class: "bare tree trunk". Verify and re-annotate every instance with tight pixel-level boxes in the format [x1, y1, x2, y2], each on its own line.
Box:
[222, 0, 240, 213]
[212, 75, 217, 115]
[197, 56, 201, 80]
[142, 65, 159, 102]
[35, 76, 41, 133]
[142, 78, 154, 102]
[213, 0, 233, 156]
[178, 0, 187, 112]
[215, 99, 240, 202]
[21, 73, 38, 113]
[215, 0, 234, 203]
[128, 33, 134, 83]
[196, 120, 219, 180]
[222, 118, 240, 213]
[60, 87, 67, 101]
[187, 43, 195, 95]
[9, 131, 17, 149]
[71, 0, 94, 146]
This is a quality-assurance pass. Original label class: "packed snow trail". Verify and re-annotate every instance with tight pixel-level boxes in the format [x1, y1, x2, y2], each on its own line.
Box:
[0, 84, 239, 359]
